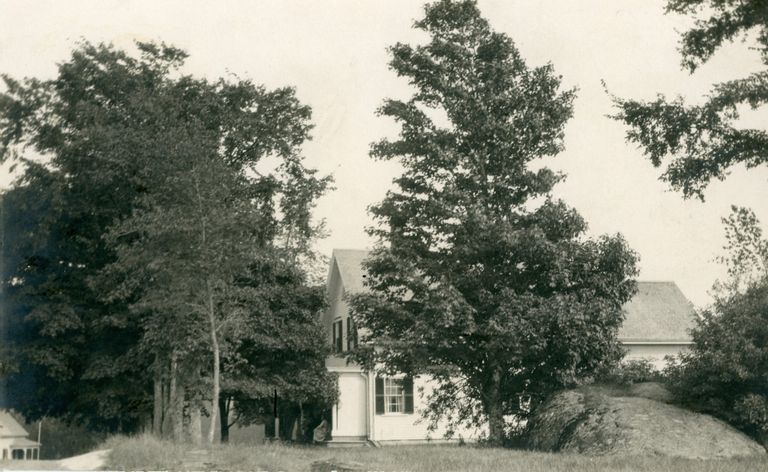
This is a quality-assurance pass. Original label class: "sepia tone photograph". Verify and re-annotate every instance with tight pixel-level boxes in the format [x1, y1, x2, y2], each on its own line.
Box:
[1, 0, 767, 470]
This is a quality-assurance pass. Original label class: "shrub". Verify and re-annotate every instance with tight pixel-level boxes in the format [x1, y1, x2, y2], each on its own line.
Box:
[665, 283, 768, 448]
[596, 359, 664, 386]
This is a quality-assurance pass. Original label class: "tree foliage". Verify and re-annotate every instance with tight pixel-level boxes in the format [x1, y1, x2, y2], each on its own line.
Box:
[666, 284, 768, 446]
[0, 41, 334, 436]
[348, 0, 638, 444]
[610, 0, 768, 199]
[665, 206, 768, 447]
[217, 258, 338, 442]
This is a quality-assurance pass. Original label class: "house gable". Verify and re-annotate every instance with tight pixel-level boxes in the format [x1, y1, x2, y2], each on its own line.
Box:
[0, 411, 29, 438]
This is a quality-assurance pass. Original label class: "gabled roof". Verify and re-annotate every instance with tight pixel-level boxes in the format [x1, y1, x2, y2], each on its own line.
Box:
[330, 249, 696, 344]
[331, 249, 371, 294]
[618, 281, 696, 343]
[0, 410, 30, 438]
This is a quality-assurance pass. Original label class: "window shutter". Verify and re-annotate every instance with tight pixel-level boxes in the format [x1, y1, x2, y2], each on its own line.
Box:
[337, 321, 342, 352]
[403, 377, 414, 414]
[332, 320, 342, 353]
[346, 317, 356, 350]
[375, 377, 384, 414]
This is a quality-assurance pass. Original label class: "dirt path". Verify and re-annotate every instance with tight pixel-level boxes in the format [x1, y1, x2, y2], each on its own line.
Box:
[57, 449, 110, 470]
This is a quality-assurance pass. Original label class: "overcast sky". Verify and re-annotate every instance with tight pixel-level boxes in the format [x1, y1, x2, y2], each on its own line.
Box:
[2, 0, 767, 307]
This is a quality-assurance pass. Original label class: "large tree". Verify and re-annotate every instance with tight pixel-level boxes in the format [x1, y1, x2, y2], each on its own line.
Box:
[610, 0, 768, 199]
[348, 0, 638, 444]
[0, 42, 333, 438]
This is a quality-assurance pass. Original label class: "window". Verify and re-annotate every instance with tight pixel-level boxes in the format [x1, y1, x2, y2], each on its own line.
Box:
[332, 319, 343, 353]
[375, 376, 414, 414]
[346, 317, 357, 350]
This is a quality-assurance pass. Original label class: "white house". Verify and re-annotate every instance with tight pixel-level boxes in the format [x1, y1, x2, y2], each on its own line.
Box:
[0, 410, 40, 460]
[321, 249, 698, 445]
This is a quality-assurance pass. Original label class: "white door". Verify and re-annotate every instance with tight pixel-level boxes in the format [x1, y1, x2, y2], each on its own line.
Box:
[333, 372, 368, 438]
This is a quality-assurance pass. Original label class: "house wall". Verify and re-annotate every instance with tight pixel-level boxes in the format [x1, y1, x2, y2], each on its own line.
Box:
[322, 262, 347, 348]
[371, 376, 483, 442]
[623, 343, 691, 370]
[0, 439, 9, 459]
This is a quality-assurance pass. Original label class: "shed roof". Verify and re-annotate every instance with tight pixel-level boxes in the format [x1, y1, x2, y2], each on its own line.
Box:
[0, 410, 30, 438]
[330, 249, 696, 344]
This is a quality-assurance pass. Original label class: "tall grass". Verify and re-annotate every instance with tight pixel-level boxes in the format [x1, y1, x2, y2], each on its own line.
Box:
[104, 434, 767, 472]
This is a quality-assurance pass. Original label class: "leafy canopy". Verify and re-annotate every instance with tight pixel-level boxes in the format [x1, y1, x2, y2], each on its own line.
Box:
[0, 41, 333, 431]
[349, 0, 638, 443]
[611, 0, 768, 199]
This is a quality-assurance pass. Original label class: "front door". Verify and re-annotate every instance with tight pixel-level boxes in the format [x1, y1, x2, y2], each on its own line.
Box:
[332, 372, 368, 438]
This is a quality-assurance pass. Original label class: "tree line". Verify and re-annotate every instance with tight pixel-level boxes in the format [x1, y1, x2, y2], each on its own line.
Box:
[0, 42, 336, 443]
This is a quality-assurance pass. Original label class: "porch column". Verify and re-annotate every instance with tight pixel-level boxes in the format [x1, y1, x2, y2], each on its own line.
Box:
[331, 397, 339, 437]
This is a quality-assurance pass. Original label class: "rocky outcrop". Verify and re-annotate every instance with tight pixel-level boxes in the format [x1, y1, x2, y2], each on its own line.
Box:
[527, 384, 765, 458]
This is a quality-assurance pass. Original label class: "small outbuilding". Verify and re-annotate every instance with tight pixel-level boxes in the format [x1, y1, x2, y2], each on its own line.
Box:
[0, 410, 40, 460]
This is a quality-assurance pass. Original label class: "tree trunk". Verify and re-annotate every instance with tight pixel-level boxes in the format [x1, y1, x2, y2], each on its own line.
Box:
[486, 368, 505, 445]
[299, 402, 305, 442]
[172, 384, 185, 441]
[219, 397, 230, 443]
[152, 367, 164, 436]
[487, 401, 505, 445]
[194, 173, 221, 445]
[162, 354, 178, 438]
[188, 405, 202, 446]
[206, 278, 221, 445]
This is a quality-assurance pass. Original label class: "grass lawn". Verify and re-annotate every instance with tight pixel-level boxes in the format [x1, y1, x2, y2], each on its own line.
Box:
[0, 460, 63, 471]
[105, 434, 768, 472]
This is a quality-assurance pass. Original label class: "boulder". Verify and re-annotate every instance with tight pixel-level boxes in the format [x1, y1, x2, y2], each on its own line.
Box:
[527, 386, 765, 458]
[626, 382, 673, 403]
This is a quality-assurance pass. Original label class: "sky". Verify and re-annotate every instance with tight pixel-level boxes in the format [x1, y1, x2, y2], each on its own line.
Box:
[1, 0, 766, 307]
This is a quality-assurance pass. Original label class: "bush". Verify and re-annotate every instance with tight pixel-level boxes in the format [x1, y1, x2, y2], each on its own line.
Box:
[665, 283, 768, 448]
[596, 359, 664, 386]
